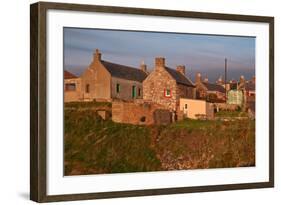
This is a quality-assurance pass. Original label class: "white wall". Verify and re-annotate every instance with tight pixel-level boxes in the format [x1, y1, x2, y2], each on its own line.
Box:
[0, 0, 279, 204]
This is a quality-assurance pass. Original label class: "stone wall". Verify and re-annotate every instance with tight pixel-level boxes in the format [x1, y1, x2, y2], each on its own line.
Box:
[112, 100, 169, 125]
[143, 67, 178, 111]
[176, 84, 195, 99]
[214, 103, 239, 111]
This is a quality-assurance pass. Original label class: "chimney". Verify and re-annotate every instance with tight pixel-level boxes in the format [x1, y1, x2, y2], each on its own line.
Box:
[195, 72, 202, 83]
[216, 75, 223, 85]
[93, 49, 101, 62]
[176, 65, 185, 75]
[140, 61, 148, 73]
[240, 75, 245, 84]
[155, 57, 165, 68]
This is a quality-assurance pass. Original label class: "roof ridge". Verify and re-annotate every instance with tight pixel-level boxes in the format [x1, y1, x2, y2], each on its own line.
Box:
[101, 60, 140, 71]
[101, 60, 148, 82]
[164, 66, 194, 87]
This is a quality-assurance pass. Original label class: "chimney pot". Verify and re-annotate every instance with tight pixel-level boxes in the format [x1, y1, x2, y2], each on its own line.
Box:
[94, 49, 101, 61]
[240, 75, 245, 84]
[140, 61, 147, 73]
[196, 72, 202, 83]
[155, 57, 165, 67]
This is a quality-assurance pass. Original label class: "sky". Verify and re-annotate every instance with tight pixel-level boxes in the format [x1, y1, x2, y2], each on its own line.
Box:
[64, 27, 255, 83]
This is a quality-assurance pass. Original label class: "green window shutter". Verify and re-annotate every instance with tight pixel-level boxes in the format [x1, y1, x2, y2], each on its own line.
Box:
[132, 86, 136, 98]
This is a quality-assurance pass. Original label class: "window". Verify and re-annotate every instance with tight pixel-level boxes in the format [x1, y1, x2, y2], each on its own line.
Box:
[138, 88, 141, 96]
[85, 84, 90, 93]
[132, 86, 136, 98]
[116, 84, 120, 93]
[185, 104, 188, 109]
[164, 88, 171, 97]
[65, 83, 76, 91]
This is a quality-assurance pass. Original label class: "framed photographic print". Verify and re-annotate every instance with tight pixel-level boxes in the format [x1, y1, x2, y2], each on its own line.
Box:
[30, 1, 274, 202]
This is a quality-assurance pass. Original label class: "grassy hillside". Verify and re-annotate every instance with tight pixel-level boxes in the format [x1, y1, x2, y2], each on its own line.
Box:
[64, 109, 161, 175]
[154, 119, 255, 170]
[64, 103, 255, 175]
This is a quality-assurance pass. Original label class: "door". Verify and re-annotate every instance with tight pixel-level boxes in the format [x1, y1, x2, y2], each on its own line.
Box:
[132, 85, 136, 98]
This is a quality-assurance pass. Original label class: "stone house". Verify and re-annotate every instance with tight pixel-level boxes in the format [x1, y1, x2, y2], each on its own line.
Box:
[64, 70, 82, 102]
[143, 57, 195, 111]
[195, 73, 226, 102]
[79, 49, 148, 101]
[238, 75, 256, 97]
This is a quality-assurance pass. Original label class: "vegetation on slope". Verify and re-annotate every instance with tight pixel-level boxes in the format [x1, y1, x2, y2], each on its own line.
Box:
[64, 102, 255, 175]
[154, 119, 255, 170]
[64, 109, 161, 175]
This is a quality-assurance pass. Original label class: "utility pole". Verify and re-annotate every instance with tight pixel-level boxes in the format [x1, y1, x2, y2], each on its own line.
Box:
[225, 58, 227, 103]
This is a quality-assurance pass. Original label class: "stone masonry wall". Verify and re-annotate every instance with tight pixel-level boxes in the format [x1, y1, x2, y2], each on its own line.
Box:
[176, 84, 195, 100]
[143, 67, 178, 111]
[112, 100, 167, 125]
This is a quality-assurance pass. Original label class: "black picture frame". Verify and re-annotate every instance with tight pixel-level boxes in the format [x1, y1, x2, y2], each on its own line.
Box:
[30, 1, 274, 202]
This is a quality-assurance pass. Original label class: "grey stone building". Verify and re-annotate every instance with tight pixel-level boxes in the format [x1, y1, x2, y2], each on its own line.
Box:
[143, 57, 195, 111]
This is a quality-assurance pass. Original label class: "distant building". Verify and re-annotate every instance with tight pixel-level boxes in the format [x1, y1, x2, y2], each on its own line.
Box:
[143, 57, 195, 111]
[79, 49, 148, 101]
[227, 90, 244, 106]
[238, 75, 256, 97]
[64, 70, 82, 102]
[195, 73, 226, 102]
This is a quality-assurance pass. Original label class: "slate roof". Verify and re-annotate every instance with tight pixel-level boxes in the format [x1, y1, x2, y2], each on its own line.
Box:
[101, 60, 148, 82]
[64, 70, 78, 79]
[165, 67, 195, 87]
[203, 82, 225, 93]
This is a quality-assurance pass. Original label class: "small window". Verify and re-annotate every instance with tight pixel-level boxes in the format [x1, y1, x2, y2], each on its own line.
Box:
[185, 104, 188, 109]
[85, 84, 90, 93]
[138, 88, 141, 96]
[164, 88, 171, 97]
[116, 84, 120, 93]
[65, 83, 76, 91]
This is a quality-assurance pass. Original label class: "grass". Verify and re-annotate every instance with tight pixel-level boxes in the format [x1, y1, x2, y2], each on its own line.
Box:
[64, 103, 255, 175]
[215, 110, 248, 117]
[65, 101, 112, 109]
[154, 119, 255, 170]
[64, 109, 161, 175]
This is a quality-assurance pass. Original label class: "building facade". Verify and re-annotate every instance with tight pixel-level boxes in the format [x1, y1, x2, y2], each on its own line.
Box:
[64, 70, 82, 102]
[179, 98, 214, 120]
[143, 57, 195, 111]
[66, 49, 148, 102]
[195, 73, 226, 102]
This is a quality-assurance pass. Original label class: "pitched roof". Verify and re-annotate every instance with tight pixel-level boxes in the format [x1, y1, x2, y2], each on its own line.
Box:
[101, 60, 148, 82]
[203, 82, 225, 93]
[64, 70, 78, 79]
[165, 67, 194, 87]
